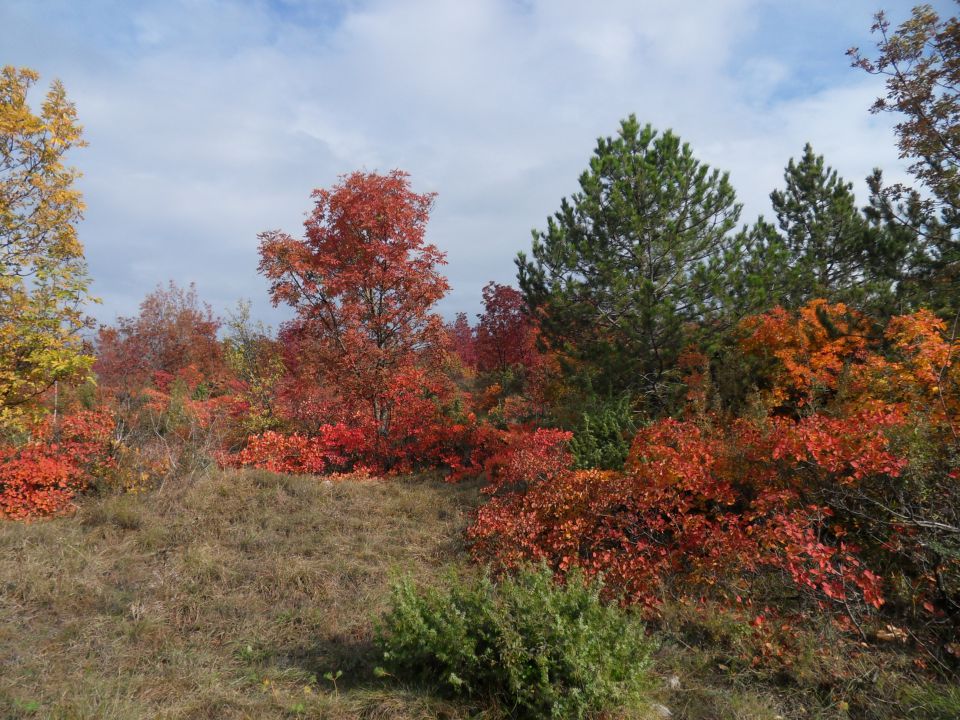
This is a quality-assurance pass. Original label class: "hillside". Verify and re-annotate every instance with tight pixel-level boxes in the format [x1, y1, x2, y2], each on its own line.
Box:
[2, 471, 957, 720]
[0, 471, 486, 719]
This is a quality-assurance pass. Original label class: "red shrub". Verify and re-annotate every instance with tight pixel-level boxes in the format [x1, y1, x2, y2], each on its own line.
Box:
[481, 426, 573, 493]
[0, 410, 115, 519]
[234, 425, 368, 475]
[469, 415, 903, 614]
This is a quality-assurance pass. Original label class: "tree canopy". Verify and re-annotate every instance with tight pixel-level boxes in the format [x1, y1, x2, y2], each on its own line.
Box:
[257, 170, 449, 446]
[517, 115, 742, 408]
[0, 66, 93, 432]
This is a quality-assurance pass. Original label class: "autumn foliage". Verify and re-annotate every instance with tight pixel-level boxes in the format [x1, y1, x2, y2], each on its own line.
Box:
[1, 133, 954, 671]
[470, 415, 893, 612]
[0, 410, 114, 518]
[233, 427, 366, 475]
[474, 282, 538, 373]
[0, 67, 94, 433]
[86, 284, 245, 489]
[3, 32, 959, 703]
[469, 301, 958, 641]
[255, 171, 457, 470]
[95, 282, 227, 397]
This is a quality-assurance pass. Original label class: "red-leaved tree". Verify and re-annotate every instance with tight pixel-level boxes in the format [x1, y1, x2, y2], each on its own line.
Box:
[95, 281, 226, 397]
[257, 170, 451, 466]
[447, 312, 477, 369]
[474, 282, 537, 373]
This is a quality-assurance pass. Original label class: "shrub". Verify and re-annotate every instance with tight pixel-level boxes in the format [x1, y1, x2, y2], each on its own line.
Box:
[569, 396, 635, 470]
[106, 368, 241, 486]
[233, 426, 367, 475]
[232, 414, 499, 478]
[482, 426, 572, 494]
[0, 410, 115, 518]
[470, 415, 896, 613]
[376, 565, 654, 719]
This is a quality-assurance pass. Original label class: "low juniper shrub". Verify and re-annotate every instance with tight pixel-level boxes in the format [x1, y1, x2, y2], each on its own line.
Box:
[376, 565, 654, 719]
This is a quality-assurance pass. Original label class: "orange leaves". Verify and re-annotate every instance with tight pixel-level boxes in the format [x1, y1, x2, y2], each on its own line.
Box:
[740, 300, 959, 426]
[0, 410, 115, 519]
[885, 309, 952, 384]
[868, 310, 960, 426]
[739, 300, 871, 410]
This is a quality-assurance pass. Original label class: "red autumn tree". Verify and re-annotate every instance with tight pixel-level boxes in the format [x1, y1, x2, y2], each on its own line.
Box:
[257, 170, 450, 451]
[447, 312, 477, 369]
[95, 281, 225, 396]
[474, 281, 536, 373]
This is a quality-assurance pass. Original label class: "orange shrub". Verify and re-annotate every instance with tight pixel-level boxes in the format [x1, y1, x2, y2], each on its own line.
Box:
[0, 410, 115, 519]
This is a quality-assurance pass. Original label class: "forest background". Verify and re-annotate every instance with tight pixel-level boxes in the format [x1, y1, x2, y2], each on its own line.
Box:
[1, 3, 959, 719]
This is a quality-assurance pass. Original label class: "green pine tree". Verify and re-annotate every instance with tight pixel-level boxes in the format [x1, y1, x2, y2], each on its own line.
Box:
[768, 144, 880, 308]
[516, 115, 743, 411]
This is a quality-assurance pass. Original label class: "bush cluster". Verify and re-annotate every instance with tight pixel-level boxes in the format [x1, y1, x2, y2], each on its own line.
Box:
[376, 565, 654, 719]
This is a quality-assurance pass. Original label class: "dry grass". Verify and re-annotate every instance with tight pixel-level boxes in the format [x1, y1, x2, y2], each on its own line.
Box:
[2, 469, 956, 720]
[0, 469, 487, 719]
[648, 600, 960, 720]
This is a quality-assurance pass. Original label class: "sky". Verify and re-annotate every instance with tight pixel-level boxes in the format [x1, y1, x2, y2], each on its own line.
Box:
[2, 0, 947, 328]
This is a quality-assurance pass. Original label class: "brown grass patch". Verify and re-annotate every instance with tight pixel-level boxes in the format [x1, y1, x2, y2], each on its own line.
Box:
[0, 470, 485, 719]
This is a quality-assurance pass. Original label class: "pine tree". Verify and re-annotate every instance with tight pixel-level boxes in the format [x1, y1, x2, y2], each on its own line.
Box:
[516, 115, 742, 410]
[768, 144, 878, 308]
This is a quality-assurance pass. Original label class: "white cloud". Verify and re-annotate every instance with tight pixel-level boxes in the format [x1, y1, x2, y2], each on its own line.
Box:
[0, 0, 916, 325]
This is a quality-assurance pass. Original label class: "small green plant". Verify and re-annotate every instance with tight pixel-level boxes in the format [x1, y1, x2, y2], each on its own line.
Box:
[569, 395, 635, 470]
[235, 642, 269, 665]
[13, 698, 42, 715]
[323, 669, 343, 697]
[376, 565, 654, 719]
[899, 684, 960, 720]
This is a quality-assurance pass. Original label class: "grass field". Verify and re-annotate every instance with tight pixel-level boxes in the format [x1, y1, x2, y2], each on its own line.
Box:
[1, 470, 957, 719]
[0, 470, 490, 719]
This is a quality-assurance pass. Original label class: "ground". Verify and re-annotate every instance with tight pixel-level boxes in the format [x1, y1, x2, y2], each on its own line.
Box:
[0, 471, 485, 719]
[0, 470, 956, 719]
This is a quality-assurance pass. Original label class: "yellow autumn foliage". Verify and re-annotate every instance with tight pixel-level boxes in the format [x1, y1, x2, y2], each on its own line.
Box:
[0, 66, 94, 431]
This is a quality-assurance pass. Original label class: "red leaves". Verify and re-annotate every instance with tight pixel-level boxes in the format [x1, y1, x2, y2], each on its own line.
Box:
[0, 448, 79, 519]
[231, 391, 501, 478]
[482, 426, 573, 494]
[767, 408, 908, 483]
[447, 312, 478, 368]
[0, 410, 115, 519]
[474, 282, 538, 373]
[95, 281, 226, 397]
[469, 413, 905, 613]
[257, 171, 452, 465]
[234, 426, 367, 475]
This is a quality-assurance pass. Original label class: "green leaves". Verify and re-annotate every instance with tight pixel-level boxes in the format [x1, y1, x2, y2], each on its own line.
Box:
[569, 395, 635, 471]
[376, 566, 654, 719]
[517, 115, 743, 412]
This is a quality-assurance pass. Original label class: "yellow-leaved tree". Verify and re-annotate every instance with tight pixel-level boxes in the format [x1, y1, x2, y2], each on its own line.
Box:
[1, 66, 94, 432]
